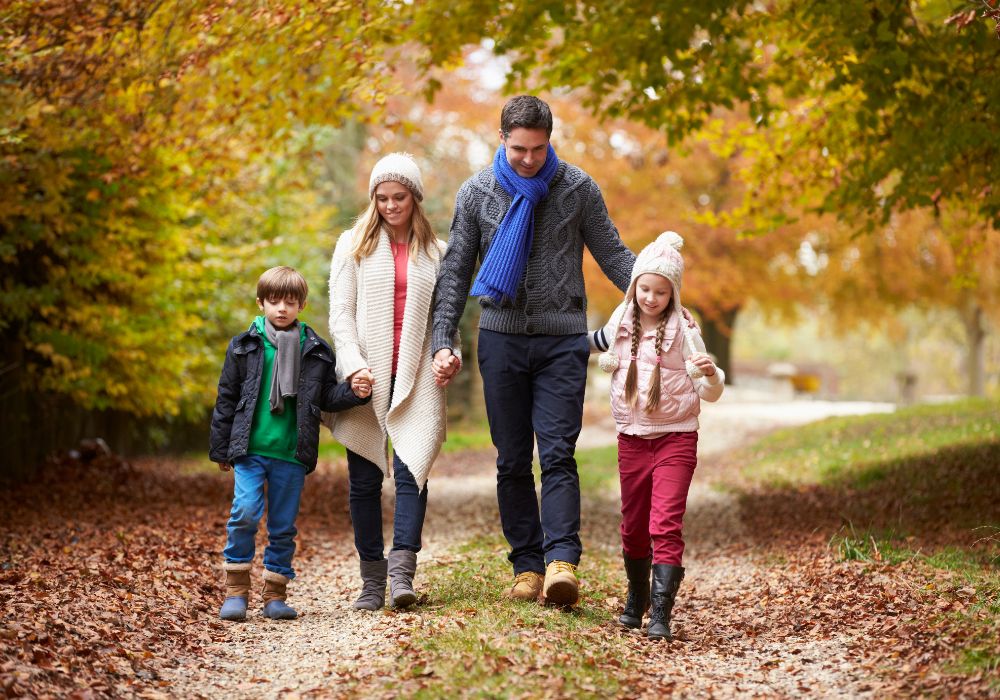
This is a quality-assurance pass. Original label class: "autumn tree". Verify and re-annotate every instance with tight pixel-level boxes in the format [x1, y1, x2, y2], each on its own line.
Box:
[407, 1, 1000, 228]
[403, 1, 1000, 393]
[0, 0, 414, 476]
[364, 64, 817, 380]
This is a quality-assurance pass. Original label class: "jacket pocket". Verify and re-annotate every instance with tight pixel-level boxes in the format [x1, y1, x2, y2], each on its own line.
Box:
[609, 370, 632, 423]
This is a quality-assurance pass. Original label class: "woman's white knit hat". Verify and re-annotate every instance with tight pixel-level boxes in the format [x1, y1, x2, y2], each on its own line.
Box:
[368, 152, 424, 201]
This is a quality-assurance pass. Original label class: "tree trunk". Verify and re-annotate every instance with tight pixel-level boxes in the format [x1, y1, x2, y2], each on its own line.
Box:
[962, 302, 986, 398]
[692, 306, 739, 384]
[0, 339, 152, 480]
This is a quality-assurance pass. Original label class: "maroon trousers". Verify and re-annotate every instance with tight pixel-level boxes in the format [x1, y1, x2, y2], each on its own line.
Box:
[617, 431, 698, 566]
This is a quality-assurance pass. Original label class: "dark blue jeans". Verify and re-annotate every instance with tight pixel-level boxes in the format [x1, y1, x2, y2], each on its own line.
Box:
[223, 454, 306, 579]
[477, 329, 589, 574]
[347, 449, 428, 561]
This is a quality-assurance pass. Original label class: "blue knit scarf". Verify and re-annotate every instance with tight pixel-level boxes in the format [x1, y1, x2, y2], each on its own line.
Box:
[470, 143, 559, 303]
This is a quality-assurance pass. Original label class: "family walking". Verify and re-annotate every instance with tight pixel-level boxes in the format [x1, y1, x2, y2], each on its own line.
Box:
[209, 96, 724, 640]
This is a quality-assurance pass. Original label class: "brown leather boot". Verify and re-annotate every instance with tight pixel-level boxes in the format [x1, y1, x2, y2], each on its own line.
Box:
[508, 571, 544, 601]
[543, 561, 579, 606]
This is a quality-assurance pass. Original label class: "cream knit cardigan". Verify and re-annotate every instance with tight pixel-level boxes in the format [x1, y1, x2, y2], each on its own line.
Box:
[325, 227, 459, 489]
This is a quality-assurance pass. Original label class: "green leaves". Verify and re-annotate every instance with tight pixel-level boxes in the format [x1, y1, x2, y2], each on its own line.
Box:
[0, 1, 417, 435]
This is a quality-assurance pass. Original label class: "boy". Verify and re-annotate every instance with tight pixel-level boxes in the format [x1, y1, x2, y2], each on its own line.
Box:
[209, 266, 368, 621]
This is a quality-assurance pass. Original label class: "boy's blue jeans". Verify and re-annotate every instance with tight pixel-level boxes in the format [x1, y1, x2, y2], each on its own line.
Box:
[223, 454, 305, 579]
[347, 449, 428, 561]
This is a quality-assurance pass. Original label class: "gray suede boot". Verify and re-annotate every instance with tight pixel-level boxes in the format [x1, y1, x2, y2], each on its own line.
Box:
[354, 559, 388, 611]
[388, 550, 418, 608]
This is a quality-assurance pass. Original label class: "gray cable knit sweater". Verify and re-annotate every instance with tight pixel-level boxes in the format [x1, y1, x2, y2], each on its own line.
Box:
[432, 160, 636, 354]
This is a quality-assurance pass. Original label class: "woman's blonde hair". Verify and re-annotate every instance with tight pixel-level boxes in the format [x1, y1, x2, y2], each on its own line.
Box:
[350, 191, 437, 262]
[622, 294, 674, 413]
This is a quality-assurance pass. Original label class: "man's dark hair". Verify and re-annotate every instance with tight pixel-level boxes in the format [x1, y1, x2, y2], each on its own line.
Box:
[500, 95, 553, 138]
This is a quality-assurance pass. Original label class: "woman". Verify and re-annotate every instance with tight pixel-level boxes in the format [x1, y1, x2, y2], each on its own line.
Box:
[328, 153, 459, 610]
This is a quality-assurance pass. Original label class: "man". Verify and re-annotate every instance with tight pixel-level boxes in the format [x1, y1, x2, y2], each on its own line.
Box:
[431, 95, 635, 606]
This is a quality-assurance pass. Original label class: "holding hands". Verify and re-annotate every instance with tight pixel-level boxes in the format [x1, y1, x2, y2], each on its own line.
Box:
[432, 349, 461, 387]
[350, 368, 375, 399]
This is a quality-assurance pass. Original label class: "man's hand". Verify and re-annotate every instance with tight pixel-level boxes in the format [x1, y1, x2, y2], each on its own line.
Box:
[349, 368, 374, 399]
[218, 462, 232, 472]
[433, 348, 461, 387]
[680, 305, 699, 330]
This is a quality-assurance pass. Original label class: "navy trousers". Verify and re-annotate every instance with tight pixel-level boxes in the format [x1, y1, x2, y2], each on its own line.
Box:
[477, 329, 590, 574]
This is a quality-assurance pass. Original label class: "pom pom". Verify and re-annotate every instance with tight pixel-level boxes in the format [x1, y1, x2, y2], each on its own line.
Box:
[598, 352, 619, 373]
[685, 358, 704, 379]
[658, 230, 684, 251]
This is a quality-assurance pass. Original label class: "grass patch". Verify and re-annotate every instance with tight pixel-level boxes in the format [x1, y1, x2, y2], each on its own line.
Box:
[828, 526, 1000, 682]
[391, 535, 638, 698]
[316, 418, 495, 461]
[574, 445, 619, 496]
[737, 399, 1000, 685]
[740, 398, 999, 488]
[440, 420, 495, 452]
[830, 524, 913, 565]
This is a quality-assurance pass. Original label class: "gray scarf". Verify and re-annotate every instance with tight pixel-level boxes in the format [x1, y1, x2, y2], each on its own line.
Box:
[264, 319, 301, 414]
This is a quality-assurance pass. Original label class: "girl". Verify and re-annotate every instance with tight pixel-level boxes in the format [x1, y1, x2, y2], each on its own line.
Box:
[590, 231, 724, 640]
[328, 153, 460, 610]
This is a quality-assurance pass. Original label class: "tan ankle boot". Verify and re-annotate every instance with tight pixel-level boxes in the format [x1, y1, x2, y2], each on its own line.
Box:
[261, 570, 297, 620]
[220, 562, 251, 621]
[543, 561, 579, 606]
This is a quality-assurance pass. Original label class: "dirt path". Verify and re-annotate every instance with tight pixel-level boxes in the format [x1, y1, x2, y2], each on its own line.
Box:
[163, 391, 896, 698]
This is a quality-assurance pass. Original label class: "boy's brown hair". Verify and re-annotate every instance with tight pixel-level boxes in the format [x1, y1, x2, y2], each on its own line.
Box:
[256, 266, 308, 305]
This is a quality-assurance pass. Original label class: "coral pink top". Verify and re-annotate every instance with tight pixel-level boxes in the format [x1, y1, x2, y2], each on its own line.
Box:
[391, 240, 408, 376]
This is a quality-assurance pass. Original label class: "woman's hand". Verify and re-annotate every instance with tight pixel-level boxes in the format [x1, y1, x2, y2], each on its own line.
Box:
[349, 368, 374, 398]
[432, 349, 460, 386]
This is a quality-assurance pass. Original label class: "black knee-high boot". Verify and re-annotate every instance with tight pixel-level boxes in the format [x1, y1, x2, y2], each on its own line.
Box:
[647, 564, 684, 640]
[619, 553, 652, 629]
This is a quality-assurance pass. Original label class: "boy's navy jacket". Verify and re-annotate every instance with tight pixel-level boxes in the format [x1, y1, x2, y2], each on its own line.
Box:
[209, 321, 368, 472]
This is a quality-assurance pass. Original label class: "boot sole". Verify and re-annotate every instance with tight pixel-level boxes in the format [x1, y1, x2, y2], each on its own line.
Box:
[544, 580, 579, 606]
[219, 597, 248, 621]
[619, 614, 642, 628]
[392, 592, 417, 608]
[647, 625, 672, 641]
[263, 609, 297, 620]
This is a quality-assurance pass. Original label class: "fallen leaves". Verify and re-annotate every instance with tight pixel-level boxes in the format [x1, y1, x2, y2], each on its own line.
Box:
[0, 450, 306, 697]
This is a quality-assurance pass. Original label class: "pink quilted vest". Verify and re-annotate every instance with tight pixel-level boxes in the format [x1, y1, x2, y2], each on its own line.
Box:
[609, 309, 701, 436]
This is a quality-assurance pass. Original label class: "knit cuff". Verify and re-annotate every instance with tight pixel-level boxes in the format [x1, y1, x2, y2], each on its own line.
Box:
[432, 328, 455, 357]
[704, 369, 723, 385]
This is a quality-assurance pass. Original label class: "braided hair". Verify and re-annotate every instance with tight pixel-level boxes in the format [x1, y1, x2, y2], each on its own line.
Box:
[622, 296, 642, 408]
[643, 311, 670, 413]
[623, 294, 675, 413]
